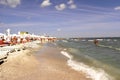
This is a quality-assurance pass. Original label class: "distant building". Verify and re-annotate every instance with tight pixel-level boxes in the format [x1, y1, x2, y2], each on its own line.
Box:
[18, 31, 29, 35]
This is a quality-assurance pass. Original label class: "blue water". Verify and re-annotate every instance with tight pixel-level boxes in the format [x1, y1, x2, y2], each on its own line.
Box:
[56, 38, 120, 80]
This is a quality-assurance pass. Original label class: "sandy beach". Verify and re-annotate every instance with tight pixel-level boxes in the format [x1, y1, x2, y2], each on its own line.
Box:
[0, 43, 92, 80]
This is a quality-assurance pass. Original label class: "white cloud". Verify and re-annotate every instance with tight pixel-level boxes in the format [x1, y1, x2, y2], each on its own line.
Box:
[55, 3, 66, 11]
[1, 22, 59, 28]
[57, 28, 61, 32]
[114, 6, 120, 10]
[67, 0, 77, 9]
[0, 0, 21, 8]
[67, 0, 74, 4]
[69, 4, 77, 9]
[40, 0, 52, 7]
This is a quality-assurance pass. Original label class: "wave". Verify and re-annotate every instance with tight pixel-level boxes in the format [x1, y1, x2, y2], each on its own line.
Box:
[61, 51, 113, 80]
[98, 44, 120, 51]
[62, 40, 68, 43]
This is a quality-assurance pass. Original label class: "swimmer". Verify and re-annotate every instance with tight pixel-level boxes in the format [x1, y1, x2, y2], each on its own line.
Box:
[94, 39, 99, 46]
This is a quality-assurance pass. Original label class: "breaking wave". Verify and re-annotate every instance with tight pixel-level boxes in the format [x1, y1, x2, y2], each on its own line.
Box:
[61, 51, 113, 80]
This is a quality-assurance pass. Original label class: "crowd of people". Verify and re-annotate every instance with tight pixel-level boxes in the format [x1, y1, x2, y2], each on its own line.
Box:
[0, 34, 56, 47]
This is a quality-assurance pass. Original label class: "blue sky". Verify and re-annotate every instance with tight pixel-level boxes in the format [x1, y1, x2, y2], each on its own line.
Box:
[0, 0, 120, 38]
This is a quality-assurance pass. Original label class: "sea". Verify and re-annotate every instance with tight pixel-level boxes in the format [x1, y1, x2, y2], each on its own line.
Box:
[55, 38, 120, 80]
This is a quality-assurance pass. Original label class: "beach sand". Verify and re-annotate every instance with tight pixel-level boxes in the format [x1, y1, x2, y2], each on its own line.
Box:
[0, 44, 92, 80]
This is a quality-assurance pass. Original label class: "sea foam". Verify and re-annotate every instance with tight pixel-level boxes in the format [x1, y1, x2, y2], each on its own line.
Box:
[61, 51, 113, 80]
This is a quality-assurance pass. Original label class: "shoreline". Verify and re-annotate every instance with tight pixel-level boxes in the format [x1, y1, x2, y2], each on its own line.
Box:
[34, 44, 92, 80]
[0, 43, 92, 80]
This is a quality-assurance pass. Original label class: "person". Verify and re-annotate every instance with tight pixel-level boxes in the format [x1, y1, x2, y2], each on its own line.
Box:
[0, 36, 6, 47]
[0, 37, 4, 45]
[94, 39, 99, 46]
[12, 36, 18, 45]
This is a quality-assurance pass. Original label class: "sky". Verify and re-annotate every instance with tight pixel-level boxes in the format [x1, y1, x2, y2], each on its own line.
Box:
[0, 0, 120, 38]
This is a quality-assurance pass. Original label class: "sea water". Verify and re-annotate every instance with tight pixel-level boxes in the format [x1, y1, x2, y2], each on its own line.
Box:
[56, 38, 120, 80]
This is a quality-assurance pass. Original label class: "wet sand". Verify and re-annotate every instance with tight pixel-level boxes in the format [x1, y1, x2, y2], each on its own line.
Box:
[0, 44, 92, 80]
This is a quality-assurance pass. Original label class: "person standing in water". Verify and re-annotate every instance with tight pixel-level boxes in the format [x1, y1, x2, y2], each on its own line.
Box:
[94, 39, 99, 46]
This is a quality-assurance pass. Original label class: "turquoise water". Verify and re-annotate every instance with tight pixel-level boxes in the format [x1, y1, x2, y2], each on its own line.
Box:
[56, 38, 120, 80]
